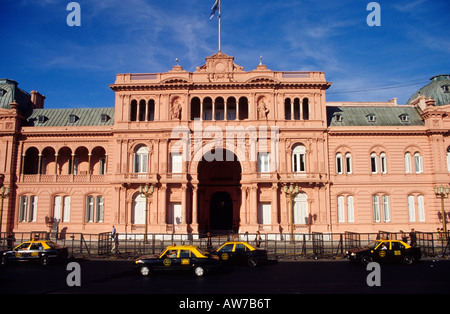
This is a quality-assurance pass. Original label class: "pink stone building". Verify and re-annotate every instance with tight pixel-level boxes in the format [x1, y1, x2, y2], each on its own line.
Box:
[0, 54, 449, 237]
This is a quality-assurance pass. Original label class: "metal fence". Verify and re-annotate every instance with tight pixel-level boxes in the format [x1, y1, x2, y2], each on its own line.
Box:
[1, 230, 449, 259]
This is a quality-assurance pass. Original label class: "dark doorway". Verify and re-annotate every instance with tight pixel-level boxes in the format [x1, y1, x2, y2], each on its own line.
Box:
[210, 192, 233, 231]
[197, 149, 241, 233]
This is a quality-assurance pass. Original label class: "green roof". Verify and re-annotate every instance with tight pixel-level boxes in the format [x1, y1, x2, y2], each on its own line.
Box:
[407, 75, 450, 106]
[0, 79, 32, 115]
[26, 107, 115, 127]
[327, 106, 424, 127]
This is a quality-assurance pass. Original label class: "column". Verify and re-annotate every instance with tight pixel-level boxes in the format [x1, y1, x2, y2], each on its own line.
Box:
[181, 184, 187, 224]
[159, 184, 167, 225]
[272, 182, 278, 225]
[240, 186, 248, 226]
[192, 184, 198, 225]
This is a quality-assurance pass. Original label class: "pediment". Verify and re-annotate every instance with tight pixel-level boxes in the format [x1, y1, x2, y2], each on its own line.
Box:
[195, 52, 243, 74]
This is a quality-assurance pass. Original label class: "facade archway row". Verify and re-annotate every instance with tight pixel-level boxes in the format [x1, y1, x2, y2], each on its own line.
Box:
[21, 144, 108, 178]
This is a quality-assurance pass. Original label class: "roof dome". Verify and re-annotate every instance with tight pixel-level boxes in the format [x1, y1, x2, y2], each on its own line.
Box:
[407, 75, 450, 106]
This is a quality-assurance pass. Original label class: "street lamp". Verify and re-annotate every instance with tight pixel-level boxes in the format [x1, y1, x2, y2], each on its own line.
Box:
[283, 183, 300, 242]
[434, 185, 449, 238]
[0, 186, 11, 240]
[139, 183, 155, 243]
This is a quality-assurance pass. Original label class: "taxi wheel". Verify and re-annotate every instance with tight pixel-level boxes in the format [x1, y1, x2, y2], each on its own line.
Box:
[248, 257, 258, 268]
[40, 256, 50, 266]
[361, 256, 372, 265]
[139, 266, 151, 277]
[193, 266, 205, 277]
[403, 255, 414, 265]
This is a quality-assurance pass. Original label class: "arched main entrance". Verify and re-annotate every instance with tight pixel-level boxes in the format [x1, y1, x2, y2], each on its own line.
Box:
[210, 192, 233, 230]
[197, 149, 241, 233]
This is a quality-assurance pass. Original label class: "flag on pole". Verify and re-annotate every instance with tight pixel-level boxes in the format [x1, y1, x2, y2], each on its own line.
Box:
[210, 0, 219, 20]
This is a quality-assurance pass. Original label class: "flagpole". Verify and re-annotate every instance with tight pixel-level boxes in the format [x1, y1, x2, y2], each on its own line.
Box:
[218, 0, 221, 52]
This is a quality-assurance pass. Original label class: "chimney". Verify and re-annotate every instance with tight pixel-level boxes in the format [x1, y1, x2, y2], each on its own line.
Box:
[30, 91, 46, 109]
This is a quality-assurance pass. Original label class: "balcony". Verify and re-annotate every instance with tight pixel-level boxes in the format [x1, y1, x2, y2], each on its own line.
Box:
[21, 174, 106, 183]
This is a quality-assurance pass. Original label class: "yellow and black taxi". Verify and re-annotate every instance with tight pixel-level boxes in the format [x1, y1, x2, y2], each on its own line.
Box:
[134, 244, 221, 277]
[211, 241, 268, 267]
[345, 239, 421, 265]
[1, 239, 69, 266]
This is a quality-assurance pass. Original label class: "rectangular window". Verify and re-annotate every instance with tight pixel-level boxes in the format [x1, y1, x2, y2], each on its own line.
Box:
[169, 203, 182, 225]
[337, 196, 345, 223]
[382, 195, 390, 222]
[19, 196, 28, 222]
[86, 196, 95, 223]
[373, 195, 380, 222]
[170, 153, 183, 174]
[54, 195, 70, 222]
[417, 195, 425, 222]
[85, 196, 103, 223]
[408, 195, 415, 222]
[347, 195, 354, 223]
[405, 153, 412, 174]
[96, 196, 104, 223]
[258, 152, 270, 173]
[258, 203, 271, 225]
[63, 196, 70, 222]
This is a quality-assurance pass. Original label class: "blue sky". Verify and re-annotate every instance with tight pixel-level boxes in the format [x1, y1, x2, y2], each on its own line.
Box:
[1, 0, 449, 109]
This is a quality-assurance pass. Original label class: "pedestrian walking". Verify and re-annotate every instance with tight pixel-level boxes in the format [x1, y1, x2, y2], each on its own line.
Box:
[400, 230, 408, 243]
[255, 231, 262, 248]
[409, 228, 417, 247]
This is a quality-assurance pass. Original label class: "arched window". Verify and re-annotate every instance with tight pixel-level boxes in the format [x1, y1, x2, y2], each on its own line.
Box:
[238, 97, 248, 120]
[292, 144, 306, 173]
[337, 195, 354, 223]
[405, 152, 412, 173]
[215, 97, 225, 120]
[284, 98, 291, 120]
[302, 98, 309, 120]
[380, 153, 387, 174]
[203, 97, 213, 120]
[370, 153, 378, 174]
[414, 152, 423, 173]
[190, 97, 201, 120]
[134, 145, 149, 173]
[147, 99, 155, 121]
[336, 153, 343, 174]
[227, 97, 236, 120]
[345, 153, 353, 174]
[293, 98, 300, 120]
[130, 100, 137, 121]
[293, 193, 308, 224]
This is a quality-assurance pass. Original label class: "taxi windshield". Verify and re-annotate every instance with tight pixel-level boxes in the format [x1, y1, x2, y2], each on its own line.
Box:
[365, 241, 381, 249]
[195, 247, 208, 257]
[45, 241, 60, 249]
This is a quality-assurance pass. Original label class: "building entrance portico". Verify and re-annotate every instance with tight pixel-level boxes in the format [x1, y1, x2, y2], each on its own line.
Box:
[197, 149, 241, 233]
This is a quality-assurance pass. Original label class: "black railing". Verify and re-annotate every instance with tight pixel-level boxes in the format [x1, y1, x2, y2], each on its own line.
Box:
[0, 230, 449, 259]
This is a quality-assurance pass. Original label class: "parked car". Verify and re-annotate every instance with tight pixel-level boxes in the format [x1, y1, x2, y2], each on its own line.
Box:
[211, 241, 268, 267]
[1, 239, 69, 266]
[345, 239, 421, 265]
[134, 244, 221, 277]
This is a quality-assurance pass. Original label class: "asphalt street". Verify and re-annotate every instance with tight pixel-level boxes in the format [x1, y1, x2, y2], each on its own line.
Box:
[1, 258, 450, 295]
